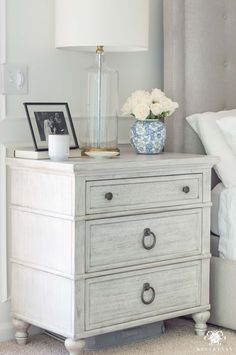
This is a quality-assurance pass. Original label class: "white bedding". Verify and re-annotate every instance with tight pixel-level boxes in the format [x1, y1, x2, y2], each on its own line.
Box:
[186, 110, 236, 187]
[186, 110, 236, 260]
[212, 183, 236, 261]
[211, 183, 224, 236]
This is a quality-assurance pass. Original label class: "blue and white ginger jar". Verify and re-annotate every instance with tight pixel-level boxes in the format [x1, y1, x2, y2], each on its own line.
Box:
[130, 119, 166, 154]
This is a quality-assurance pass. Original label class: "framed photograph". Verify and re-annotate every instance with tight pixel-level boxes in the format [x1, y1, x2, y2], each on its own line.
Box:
[23, 102, 79, 151]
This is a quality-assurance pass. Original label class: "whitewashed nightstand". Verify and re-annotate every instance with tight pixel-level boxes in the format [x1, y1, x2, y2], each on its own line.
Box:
[7, 148, 217, 355]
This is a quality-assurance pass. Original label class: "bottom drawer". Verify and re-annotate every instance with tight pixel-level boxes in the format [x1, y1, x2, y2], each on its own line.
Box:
[85, 261, 201, 330]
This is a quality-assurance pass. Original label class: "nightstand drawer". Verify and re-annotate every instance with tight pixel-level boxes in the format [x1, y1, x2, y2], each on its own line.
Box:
[85, 261, 201, 330]
[86, 174, 202, 214]
[86, 209, 201, 272]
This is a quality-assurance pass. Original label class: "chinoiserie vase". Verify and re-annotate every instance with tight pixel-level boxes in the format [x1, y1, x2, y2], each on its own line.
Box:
[130, 119, 166, 154]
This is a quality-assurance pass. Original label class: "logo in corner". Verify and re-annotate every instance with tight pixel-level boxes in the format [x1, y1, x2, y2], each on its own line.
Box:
[204, 330, 226, 346]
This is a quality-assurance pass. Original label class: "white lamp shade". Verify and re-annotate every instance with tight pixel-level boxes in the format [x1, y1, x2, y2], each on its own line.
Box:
[55, 0, 149, 52]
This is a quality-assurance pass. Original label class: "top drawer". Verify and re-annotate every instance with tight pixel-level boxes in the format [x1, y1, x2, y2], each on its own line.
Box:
[86, 174, 202, 215]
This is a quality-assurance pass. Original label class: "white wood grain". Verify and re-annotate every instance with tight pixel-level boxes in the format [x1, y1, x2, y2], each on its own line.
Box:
[11, 208, 74, 274]
[12, 305, 210, 340]
[10, 167, 74, 215]
[10, 254, 210, 281]
[75, 176, 86, 217]
[200, 258, 210, 306]
[76, 305, 210, 338]
[75, 221, 86, 276]
[11, 264, 73, 336]
[86, 174, 202, 214]
[8, 151, 215, 347]
[74, 280, 85, 335]
[86, 209, 202, 272]
[9, 200, 212, 222]
[85, 261, 201, 330]
[202, 169, 212, 203]
[6, 148, 219, 174]
[202, 207, 211, 255]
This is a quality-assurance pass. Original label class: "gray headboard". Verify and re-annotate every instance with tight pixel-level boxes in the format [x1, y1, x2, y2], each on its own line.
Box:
[164, 0, 236, 154]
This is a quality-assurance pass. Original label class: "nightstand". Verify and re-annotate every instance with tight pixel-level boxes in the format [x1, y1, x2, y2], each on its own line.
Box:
[7, 148, 217, 354]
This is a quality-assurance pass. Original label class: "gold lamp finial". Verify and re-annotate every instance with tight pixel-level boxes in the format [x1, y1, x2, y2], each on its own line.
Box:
[96, 45, 104, 54]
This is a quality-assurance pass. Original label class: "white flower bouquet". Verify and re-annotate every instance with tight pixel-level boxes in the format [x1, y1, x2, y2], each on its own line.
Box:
[121, 89, 179, 120]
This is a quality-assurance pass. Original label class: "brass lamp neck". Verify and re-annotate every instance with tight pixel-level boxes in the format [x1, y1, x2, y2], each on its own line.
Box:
[96, 45, 104, 54]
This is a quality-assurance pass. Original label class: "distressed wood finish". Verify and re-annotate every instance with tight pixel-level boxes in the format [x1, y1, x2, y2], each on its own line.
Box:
[11, 264, 74, 336]
[11, 208, 75, 274]
[85, 261, 201, 330]
[86, 174, 202, 214]
[7, 149, 217, 354]
[86, 209, 202, 272]
[10, 167, 74, 215]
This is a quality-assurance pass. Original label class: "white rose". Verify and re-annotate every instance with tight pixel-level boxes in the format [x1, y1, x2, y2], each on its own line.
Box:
[121, 98, 133, 116]
[150, 103, 163, 116]
[133, 104, 150, 120]
[161, 99, 179, 115]
[131, 90, 152, 107]
[160, 98, 174, 112]
[121, 89, 179, 118]
[151, 88, 166, 103]
[168, 101, 179, 115]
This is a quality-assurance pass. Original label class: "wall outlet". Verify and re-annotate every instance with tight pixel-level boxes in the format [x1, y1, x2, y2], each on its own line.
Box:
[0, 63, 28, 95]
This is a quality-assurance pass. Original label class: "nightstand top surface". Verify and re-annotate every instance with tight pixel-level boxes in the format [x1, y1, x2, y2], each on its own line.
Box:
[6, 145, 219, 173]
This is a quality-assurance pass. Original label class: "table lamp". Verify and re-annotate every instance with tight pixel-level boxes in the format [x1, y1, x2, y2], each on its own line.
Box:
[55, 0, 149, 158]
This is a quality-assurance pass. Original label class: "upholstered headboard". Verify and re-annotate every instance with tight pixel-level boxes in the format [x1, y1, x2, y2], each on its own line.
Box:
[164, 0, 236, 154]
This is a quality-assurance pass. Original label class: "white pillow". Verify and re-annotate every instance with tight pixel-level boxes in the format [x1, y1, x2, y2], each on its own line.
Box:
[187, 109, 236, 130]
[186, 110, 236, 188]
[216, 116, 236, 154]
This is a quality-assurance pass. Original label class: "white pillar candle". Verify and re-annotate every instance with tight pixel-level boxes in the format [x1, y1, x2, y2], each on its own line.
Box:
[48, 134, 70, 161]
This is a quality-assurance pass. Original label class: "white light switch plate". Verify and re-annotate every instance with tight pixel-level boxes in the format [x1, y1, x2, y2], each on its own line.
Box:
[0, 63, 28, 95]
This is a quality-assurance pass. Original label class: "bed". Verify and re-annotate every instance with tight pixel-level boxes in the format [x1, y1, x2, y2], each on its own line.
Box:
[164, 0, 236, 331]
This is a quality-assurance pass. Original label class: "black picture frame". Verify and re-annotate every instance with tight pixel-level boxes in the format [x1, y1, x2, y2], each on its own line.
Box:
[23, 102, 79, 151]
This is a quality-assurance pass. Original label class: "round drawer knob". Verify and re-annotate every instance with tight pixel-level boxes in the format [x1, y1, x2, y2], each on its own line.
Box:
[141, 283, 156, 305]
[182, 186, 190, 194]
[142, 228, 156, 250]
[105, 192, 113, 201]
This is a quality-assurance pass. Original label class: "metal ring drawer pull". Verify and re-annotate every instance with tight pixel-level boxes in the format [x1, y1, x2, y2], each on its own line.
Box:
[182, 186, 190, 194]
[141, 283, 156, 305]
[105, 192, 113, 201]
[142, 228, 156, 250]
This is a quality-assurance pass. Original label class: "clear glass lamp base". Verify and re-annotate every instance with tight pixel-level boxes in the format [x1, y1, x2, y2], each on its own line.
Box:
[81, 147, 120, 159]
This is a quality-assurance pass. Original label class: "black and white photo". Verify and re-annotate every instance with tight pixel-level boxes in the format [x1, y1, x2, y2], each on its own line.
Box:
[24, 102, 79, 151]
[34, 111, 69, 141]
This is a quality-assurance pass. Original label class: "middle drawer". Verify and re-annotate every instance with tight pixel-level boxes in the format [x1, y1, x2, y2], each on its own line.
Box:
[86, 209, 201, 272]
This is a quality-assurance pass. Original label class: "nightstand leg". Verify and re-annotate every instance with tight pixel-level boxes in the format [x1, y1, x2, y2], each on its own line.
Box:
[12, 318, 30, 345]
[65, 338, 86, 355]
[192, 311, 210, 336]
